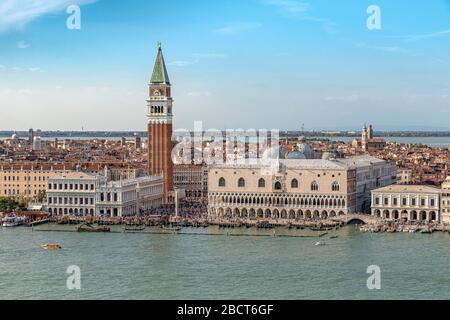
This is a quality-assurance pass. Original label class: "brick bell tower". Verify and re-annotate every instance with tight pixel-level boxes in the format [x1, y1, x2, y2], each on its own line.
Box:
[147, 41, 173, 203]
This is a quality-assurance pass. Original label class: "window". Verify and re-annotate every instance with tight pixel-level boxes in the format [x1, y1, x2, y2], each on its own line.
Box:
[238, 178, 245, 188]
[431, 199, 435, 207]
[274, 181, 282, 190]
[311, 181, 319, 191]
[331, 181, 339, 191]
[258, 178, 265, 188]
[218, 177, 226, 187]
[291, 179, 298, 188]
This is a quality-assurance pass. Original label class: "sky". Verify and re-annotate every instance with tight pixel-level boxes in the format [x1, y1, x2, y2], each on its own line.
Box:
[0, 0, 449, 131]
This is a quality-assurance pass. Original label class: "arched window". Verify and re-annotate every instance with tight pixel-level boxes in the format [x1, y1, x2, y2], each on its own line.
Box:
[238, 177, 245, 187]
[332, 181, 340, 191]
[274, 181, 282, 190]
[258, 178, 265, 188]
[291, 178, 298, 188]
[218, 177, 226, 187]
[311, 181, 319, 191]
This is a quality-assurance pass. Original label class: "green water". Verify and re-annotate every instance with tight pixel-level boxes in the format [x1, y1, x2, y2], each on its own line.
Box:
[1, 225, 449, 299]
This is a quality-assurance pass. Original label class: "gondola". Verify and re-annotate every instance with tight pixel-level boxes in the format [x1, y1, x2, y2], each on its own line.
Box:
[76, 223, 110, 232]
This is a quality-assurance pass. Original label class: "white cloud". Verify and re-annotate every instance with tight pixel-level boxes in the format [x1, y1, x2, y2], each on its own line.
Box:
[192, 53, 226, 59]
[264, 1, 337, 34]
[324, 94, 360, 102]
[356, 42, 409, 54]
[265, 0, 311, 15]
[215, 23, 261, 35]
[167, 60, 197, 67]
[187, 91, 211, 97]
[16, 41, 30, 49]
[0, 0, 96, 33]
[18, 89, 33, 95]
[0, 65, 42, 72]
[434, 58, 450, 67]
[401, 29, 450, 42]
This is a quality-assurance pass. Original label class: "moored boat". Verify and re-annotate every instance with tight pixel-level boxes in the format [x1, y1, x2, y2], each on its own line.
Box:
[123, 225, 146, 232]
[2, 215, 25, 227]
[76, 223, 110, 232]
[256, 222, 274, 229]
[161, 225, 182, 232]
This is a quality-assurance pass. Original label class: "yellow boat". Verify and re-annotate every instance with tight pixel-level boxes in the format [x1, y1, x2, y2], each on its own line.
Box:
[41, 243, 62, 250]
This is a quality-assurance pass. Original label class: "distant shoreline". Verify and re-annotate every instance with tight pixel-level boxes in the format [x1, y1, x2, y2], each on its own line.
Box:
[2, 130, 450, 139]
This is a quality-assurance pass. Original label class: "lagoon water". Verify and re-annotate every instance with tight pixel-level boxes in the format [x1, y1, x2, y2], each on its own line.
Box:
[1, 225, 450, 300]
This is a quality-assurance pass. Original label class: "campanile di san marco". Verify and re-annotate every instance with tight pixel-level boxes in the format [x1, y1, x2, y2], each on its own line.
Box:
[147, 42, 173, 203]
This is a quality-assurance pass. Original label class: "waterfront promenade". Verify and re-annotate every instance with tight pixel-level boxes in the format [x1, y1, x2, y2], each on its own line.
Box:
[4, 211, 447, 235]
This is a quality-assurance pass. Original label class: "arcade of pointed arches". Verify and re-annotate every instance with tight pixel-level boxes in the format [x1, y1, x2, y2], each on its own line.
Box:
[208, 192, 348, 219]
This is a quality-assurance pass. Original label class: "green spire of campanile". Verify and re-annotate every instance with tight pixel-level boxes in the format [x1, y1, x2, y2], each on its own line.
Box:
[150, 41, 170, 85]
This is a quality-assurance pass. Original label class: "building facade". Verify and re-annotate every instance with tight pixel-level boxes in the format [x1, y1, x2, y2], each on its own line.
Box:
[96, 176, 164, 216]
[46, 171, 102, 216]
[397, 168, 415, 185]
[208, 158, 358, 220]
[173, 164, 208, 199]
[0, 164, 71, 198]
[0, 163, 146, 199]
[371, 184, 441, 222]
[441, 177, 450, 224]
[147, 42, 173, 203]
[338, 155, 397, 213]
[46, 172, 164, 217]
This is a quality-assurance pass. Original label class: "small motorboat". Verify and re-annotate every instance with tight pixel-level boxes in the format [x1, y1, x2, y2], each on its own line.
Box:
[329, 235, 339, 239]
[314, 241, 326, 246]
[41, 243, 62, 250]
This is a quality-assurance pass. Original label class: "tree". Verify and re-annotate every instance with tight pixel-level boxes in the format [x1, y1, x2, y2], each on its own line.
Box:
[36, 190, 47, 203]
[0, 197, 21, 212]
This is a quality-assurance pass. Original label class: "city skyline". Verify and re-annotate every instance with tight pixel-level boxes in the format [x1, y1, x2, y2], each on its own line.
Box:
[1, 0, 450, 131]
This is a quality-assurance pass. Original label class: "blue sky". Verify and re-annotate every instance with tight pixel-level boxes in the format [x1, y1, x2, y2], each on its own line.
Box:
[0, 0, 449, 131]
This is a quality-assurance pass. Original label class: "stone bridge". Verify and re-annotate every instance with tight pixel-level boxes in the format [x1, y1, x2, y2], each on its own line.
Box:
[331, 213, 376, 225]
